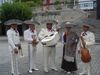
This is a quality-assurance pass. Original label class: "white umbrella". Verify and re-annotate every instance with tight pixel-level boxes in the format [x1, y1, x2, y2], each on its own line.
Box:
[4, 19, 23, 25]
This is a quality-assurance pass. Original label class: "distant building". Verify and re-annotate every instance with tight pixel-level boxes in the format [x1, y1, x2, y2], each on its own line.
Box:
[79, 0, 96, 10]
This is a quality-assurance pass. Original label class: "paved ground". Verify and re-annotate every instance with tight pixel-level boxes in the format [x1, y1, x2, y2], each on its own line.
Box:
[0, 40, 100, 75]
[0, 22, 100, 75]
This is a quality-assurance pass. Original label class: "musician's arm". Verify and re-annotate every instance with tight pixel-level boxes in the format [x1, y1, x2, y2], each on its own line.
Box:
[38, 29, 46, 40]
[7, 30, 16, 49]
[61, 32, 65, 44]
[77, 39, 82, 54]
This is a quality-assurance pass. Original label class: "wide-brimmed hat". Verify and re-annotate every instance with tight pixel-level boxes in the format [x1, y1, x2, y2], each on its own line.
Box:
[4, 19, 23, 25]
[65, 22, 73, 27]
[83, 24, 91, 28]
[41, 19, 58, 25]
[46, 22, 53, 25]
[24, 20, 40, 25]
[60, 21, 74, 28]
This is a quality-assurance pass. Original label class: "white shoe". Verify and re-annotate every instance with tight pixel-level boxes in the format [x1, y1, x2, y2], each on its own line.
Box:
[63, 70, 67, 72]
[67, 72, 71, 74]
[44, 68, 48, 73]
[79, 72, 86, 75]
[28, 70, 33, 73]
[51, 67, 58, 71]
[33, 68, 39, 71]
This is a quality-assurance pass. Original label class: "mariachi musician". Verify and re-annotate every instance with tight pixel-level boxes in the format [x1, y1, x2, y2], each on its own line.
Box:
[6, 20, 22, 75]
[79, 24, 95, 75]
[38, 22, 59, 72]
[24, 20, 39, 73]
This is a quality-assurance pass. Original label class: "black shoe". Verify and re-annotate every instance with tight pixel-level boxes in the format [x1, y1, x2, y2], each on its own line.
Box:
[32, 68, 39, 71]
[28, 70, 33, 73]
[32, 69, 35, 71]
[12, 73, 21, 75]
[11, 74, 13, 75]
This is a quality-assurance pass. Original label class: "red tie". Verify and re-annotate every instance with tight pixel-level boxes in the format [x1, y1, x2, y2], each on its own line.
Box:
[82, 32, 87, 36]
[31, 29, 34, 33]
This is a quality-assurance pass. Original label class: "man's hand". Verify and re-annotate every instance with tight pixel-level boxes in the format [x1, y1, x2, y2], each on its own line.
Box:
[42, 43, 46, 45]
[32, 39, 38, 46]
[14, 48, 18, 54]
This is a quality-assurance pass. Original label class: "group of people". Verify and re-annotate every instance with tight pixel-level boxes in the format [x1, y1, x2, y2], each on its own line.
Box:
[6, 20, 95, 75]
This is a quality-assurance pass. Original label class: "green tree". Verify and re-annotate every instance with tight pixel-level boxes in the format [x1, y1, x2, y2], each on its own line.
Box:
[0, 2, 32, 22]
[54, 0, 62, 10]
[13, 0, 43, 7]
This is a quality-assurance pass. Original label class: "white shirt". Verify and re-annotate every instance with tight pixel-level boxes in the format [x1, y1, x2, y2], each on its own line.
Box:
[81, 31, 95, 46]
[7, 28, 20, 49]
[24, 28, 39, 43]
[38, 28, 55, 40]
[77, 31, 95, 51]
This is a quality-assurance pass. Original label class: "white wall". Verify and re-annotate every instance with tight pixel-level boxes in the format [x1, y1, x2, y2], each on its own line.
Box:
[79, 0, 90, 1]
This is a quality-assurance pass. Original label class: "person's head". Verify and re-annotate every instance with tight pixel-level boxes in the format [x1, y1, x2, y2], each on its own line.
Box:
[65, 27, 72, 32]
[11, 23, 17, 29]
[83, 24, 90, 32]
[64, 22, 72, 32]
[46, 22, 52, 30]
[29, 24, 35, 31]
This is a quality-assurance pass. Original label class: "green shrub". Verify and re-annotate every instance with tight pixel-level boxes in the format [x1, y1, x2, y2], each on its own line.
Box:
[54, 0, 62, 10]
[0, 2, 32, 22]
[14, 0, 42, 7]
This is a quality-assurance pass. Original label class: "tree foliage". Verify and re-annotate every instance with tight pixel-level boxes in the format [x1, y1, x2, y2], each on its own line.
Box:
[13, 0, 43, 7]
[0, 2, 32, 22]
[54, 0, 62, 10]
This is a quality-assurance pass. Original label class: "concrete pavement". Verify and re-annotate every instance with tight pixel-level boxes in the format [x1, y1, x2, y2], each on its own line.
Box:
[0, 40, 100, 75]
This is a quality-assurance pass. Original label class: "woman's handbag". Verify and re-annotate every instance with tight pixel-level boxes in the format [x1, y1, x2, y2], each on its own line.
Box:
[80, 37, 91, 63]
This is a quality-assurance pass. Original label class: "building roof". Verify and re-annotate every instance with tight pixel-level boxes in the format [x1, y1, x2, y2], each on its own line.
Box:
[79, 0, 96, 2]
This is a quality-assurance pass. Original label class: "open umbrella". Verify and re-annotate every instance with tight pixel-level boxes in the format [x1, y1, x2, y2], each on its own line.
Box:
[41, 19, 58, 25]
[73, 19, 96, 28]
[82, 18, 97, 28]
[24, 20, 40, 25]
[60, 21, 76, 28]
[4, 19, 23, 25]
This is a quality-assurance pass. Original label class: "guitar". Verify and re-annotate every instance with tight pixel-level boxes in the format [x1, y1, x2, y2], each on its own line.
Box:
[80, 36, 91, 63]
[41, 32, 60, 46]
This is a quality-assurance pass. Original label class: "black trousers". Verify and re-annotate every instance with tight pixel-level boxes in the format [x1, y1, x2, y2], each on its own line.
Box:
[61, 45, 77, 72]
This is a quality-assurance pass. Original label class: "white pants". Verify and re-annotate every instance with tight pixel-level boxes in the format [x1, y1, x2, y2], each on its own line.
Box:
[80, 46, 92, 75]
[28, 44, 37, 70]
[10, 47, 19, 75]
[43, 46, 56, 70]
[81, 62, 91, 75]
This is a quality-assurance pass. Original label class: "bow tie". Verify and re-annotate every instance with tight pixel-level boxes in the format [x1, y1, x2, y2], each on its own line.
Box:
[14, 29, 18, 33]
[30, 29, 34, 33]
[82, 32, 87, 36]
